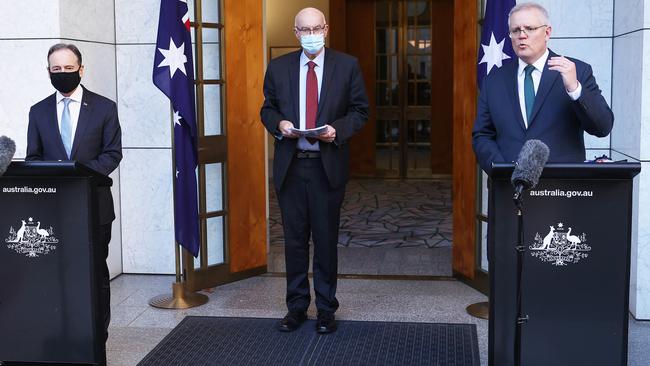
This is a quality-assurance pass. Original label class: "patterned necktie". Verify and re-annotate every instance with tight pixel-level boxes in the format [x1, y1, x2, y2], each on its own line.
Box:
[524, 64, 535, 125]
[306, 61, 318, 144]
[60, 98, 72, 158]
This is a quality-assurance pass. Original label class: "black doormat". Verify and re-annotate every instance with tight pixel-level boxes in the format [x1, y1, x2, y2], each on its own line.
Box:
[138, 316, 479, 366]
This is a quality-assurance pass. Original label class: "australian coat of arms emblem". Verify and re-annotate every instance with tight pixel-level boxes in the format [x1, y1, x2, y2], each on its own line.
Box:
[529, 222, 591, 266]
[5, 217, 60, 257]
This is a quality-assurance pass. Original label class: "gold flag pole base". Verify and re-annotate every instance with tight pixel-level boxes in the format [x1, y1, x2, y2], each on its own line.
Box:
[466, 301, 489, 319]
[148, 282, 209, 309]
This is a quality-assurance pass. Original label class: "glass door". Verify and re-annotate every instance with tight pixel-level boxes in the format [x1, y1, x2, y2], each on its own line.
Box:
[375, 0, 433, 178]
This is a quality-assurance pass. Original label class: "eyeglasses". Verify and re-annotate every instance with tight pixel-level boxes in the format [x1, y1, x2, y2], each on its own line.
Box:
[295, 25, 327, 36]
[508, 24, 547, 38]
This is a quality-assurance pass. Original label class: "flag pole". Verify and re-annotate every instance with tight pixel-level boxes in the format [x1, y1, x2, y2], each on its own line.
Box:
[148, 104, 208, 309]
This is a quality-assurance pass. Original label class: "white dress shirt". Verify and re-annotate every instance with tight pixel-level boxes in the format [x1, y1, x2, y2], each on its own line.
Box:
[56, 86, 83, 145]
[517, 49, 582, 128]
[297, 49, 325, 151]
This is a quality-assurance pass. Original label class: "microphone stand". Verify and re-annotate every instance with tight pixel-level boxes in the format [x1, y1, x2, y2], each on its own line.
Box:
[513, 186, 529, 366]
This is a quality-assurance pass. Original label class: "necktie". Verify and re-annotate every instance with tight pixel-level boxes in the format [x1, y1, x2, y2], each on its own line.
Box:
[60, 98, 72, 158]
[524, 64, 535, 125]
[306, 61, 318, 144]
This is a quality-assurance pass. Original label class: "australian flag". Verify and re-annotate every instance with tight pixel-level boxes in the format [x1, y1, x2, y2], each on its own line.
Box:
[153, 0, 200, 257]
[477, 0, 516, 89]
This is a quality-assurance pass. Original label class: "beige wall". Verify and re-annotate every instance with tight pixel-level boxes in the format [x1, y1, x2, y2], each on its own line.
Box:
[265, 0, 329, 52]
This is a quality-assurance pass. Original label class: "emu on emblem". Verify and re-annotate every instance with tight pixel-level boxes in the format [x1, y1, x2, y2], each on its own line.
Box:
[529, 222, 591, 266]
[5, 217, 60, 258]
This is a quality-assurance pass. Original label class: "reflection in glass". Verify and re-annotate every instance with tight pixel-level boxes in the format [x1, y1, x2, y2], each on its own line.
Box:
[205, 163, 223, 212]
[206, 216, 225, 265]
[203, 85, 222, 135]
[376, 119, 399, 172]
[201, 0, 221, 23]
[202, 43, 221, 80]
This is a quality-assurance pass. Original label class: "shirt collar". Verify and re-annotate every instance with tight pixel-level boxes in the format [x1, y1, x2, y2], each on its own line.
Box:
[56, 85, 84, 104]
[300, 48, 325, 68]
[518, 49, 549, 76]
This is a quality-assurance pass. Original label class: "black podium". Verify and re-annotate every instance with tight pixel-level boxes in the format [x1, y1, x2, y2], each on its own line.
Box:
[488, 163, 640, 366]
[0, 161, 110, 365]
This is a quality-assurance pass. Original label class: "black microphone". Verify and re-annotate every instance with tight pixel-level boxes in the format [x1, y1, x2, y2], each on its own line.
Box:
[0, 135, 16, 176]
[511, 139, 549, 200]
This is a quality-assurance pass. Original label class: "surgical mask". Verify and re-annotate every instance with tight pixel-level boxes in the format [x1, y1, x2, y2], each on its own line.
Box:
[300, 34, 325, 54]
[49, 70, 81, 94]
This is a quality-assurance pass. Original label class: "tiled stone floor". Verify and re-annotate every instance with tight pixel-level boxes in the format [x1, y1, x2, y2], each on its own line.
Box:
[269, 179, 453, 248]
[268, 179, 453, 276]
[107, 274, 650, 366]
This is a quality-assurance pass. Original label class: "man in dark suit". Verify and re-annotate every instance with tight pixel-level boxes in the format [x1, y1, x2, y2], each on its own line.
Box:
[472, 2, 613, 174]
[261, 7, 368, 334]
[26, 43, 122, 362]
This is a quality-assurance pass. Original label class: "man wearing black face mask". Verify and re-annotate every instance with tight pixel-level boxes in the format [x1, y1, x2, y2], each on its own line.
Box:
[26, 43, 122, 365]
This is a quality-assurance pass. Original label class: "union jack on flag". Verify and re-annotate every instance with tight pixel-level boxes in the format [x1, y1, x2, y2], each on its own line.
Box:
[153, 0, 200, 257]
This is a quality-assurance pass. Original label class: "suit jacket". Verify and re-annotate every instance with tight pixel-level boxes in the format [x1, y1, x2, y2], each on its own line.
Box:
[26, 86, 122, 224]
[260, 48, 369, 190]
[472, 50, 614, 174]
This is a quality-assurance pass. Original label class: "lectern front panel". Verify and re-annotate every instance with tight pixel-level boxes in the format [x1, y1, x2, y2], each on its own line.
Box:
[0, 177, 98, 364]
[490, 176, 632, 366]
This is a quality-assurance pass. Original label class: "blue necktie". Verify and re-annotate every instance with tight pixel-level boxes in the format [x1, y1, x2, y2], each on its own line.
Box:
[524, 64, 535, 125]
[60, 98, 72, 158]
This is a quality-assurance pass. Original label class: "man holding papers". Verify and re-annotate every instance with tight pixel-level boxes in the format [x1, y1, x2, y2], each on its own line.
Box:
[260, 7, 369, 334]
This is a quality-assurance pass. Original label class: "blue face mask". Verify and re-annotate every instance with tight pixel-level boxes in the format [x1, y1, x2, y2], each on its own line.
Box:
[300, 34, 325, 54]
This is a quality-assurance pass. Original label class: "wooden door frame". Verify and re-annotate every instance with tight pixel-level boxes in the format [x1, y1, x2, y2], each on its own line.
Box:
[330, 0, 481, 288]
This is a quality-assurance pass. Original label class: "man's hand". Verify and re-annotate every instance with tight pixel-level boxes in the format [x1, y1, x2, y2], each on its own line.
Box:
[278, 120, 298, 138]
[317, 125, 336, 143]
[548, 56, 579, 92]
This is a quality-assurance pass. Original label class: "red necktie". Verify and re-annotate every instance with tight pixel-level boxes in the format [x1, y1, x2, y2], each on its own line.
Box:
[306, 61, 318, 144]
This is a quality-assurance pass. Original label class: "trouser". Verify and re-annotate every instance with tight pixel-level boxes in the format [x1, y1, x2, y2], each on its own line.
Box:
[277, 156, 345, 314]
[98, 222, 112, 365]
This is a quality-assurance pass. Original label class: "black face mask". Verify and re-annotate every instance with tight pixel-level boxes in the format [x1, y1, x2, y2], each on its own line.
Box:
[49, 70, 81, 94]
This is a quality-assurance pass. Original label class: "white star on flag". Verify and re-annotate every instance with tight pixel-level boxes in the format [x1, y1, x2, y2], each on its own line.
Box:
[157, 37, 188, 78]
[176, 169, 180, 178]
[173, 110, 182, 126]
[479, 32, 511, 75]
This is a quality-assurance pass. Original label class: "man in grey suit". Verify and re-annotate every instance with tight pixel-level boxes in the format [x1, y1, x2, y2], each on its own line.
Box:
[26, 43, 122, 364]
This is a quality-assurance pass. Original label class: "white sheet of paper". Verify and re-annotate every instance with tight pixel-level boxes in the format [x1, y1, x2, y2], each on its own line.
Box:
[290, 126, 328, 137]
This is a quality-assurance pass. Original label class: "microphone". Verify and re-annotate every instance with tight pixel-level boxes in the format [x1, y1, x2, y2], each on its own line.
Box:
[0, 135, 16, 176]
[511, 139, 549, 200]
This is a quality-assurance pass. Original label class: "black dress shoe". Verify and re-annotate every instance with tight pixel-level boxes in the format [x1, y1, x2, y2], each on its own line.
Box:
[277, 311, 307, 332]
[315, 312, 337, 334]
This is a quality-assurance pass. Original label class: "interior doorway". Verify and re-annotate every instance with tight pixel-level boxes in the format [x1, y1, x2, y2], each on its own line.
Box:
[264, 0, 481, 286]
[343, 0, 453, 179]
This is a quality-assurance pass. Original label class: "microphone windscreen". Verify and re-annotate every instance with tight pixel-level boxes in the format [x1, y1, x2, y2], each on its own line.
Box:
[0, 135, 16, 176]
[511, 139, 550, 189]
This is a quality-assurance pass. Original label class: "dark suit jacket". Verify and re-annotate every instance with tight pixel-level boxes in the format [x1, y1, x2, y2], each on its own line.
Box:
[260, 48, 369, 190]
[472, 50, 614, 174]
[26, 86, 122, 224]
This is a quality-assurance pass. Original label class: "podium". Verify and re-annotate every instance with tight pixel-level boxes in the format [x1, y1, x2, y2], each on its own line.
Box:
[488, 162, 640, 366]
[0, 161, 110, 365]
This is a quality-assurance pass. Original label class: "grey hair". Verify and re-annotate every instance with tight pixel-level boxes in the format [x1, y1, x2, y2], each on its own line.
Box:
[47, 43, 83, 66]
[508, 2, 551, 28]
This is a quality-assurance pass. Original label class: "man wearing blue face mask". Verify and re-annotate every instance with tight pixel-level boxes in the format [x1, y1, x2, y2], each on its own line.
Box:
[261, 7, 369, 335]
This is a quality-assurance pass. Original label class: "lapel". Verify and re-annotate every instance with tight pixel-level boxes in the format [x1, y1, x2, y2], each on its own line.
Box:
[505, 61, 526, 132]
[45, 93, 69, 158]
[70, 86, 93, 159]
[316, 49, 335, 126]
[289, 52, 301, 124]
[528, 50, 561, 127]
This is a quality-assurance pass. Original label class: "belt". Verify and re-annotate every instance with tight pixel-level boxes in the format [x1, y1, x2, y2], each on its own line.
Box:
[295, 150, 321, 159]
